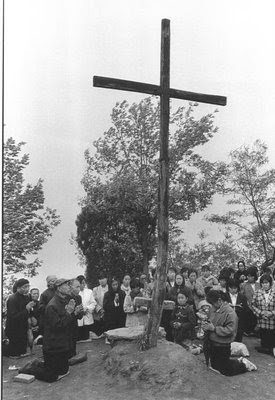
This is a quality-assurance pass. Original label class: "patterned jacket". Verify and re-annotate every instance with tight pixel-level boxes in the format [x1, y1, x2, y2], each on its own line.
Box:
[251, 288, 275, 330]
[240, 281, 260, 308]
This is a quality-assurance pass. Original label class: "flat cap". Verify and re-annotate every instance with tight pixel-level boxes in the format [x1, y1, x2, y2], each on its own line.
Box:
[55, 278, 71, 287]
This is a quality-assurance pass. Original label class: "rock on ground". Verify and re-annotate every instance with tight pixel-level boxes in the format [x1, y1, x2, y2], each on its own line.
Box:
[104, 339, 209, 396]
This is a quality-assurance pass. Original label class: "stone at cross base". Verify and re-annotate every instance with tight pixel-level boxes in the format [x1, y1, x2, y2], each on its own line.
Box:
[105, 297, 174, 344]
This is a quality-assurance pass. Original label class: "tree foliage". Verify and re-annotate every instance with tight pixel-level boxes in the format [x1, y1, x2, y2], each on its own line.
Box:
[206, 140, 275, 265]
[3, 138, 61, 278]
[77, 97, 224, 280]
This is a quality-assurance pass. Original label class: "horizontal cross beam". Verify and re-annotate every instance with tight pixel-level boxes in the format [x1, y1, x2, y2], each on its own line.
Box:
[93, 76, 227, 106]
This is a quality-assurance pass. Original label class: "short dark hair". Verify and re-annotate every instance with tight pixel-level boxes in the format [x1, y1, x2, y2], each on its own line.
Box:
[247, 267, 258, 281]
[181, 267, 189, 273]
[168, 266, 176, 273]
[201, 265, 210, 272]
[260, 274, 272, 286]
[227, 278, 240, 290]
[206, 289, 222, 304]
[77, 275, 85, 284]
[30, 288, 39, 293]
[130, 278, 140, 290]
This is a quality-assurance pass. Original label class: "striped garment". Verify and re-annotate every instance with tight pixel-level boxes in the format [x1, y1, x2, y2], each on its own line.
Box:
[251, 288, 275, 330]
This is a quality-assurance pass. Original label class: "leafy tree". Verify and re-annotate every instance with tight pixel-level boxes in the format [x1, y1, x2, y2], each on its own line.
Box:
[206, 140, 275, 266]
[171, 230, 254, 275]
[76, 174, 156, 286]
[3, 138, 61, 278]
[77, 97, 224, 278]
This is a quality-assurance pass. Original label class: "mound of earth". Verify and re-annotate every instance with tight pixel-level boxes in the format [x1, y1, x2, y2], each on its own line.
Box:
[104, 339, 213, 396]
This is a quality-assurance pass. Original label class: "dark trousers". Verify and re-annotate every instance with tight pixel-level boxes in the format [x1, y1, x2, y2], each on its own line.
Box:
[77, 325, 91, 341]
[161, 310, 173, 342]
[90, 319, 105, 336]
[172, 322, 194, 344]
[7, 335, 27, 356]
[260, 329, 275, 350]
[34, 351, 69, 382]
[209, 342, 247, 376]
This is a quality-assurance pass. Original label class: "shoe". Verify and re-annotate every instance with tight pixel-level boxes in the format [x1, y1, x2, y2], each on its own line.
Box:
[105, 338, 110, 345]
[57, 371, 70, 380]
[209, 366, 221, 375]
[239, 357, 257, 371]
[77, 338, 92, 343]
[33, 335, 43, 345]
[90, 332, 102, 340]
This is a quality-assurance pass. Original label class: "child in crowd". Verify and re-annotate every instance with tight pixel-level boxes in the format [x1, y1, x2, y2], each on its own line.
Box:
[124, 278, 148, 327]
[170, 292, 196, 347]
[196, 300, 211, 339]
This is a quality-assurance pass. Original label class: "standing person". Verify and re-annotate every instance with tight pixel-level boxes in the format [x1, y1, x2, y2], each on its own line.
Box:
[103, 278, 126, 333]
[35, 279, 75, 382]
[124, 278, 148, 327]
[169, 273, 193, 305]
[139, 274, 148, 295]
[225, 279, 248, 342]
[186, 269, 205, 310]
[92, 273, 109, 337]
[251, 274, 275, 356]
[234, 261, 248, 284]
[5, 278, 35, 357]
[38, 275, 57, 337]
[29, 288, 40, 339]
[76, 275, 97, 341]
[69, 279, 84, 357]
[121, 274, 131, 296]
[213, 273, 229, 293]
[181, 267, 190, 285]
[240, 267, 260, 335]
[197, 265, 218, 290]
[202, 290, 257, 375]
[170, 292, 196, 347]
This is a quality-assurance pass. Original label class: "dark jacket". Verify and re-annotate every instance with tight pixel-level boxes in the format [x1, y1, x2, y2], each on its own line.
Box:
[168, 284, 194, 305]
[43, 293, 74, 353]
[224, 292, 248, 318]
[5, 292, 30, 340]
[38, 288, 56, 332]
[103, 289, 126, 331]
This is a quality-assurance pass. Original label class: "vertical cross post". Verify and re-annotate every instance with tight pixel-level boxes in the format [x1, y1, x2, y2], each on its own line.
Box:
[145, 19, 170, 347]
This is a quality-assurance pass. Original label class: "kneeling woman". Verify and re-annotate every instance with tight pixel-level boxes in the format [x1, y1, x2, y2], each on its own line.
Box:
[103, 278, 126, 331]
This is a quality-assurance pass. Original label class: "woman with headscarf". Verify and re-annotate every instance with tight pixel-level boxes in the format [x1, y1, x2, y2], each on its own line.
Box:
[103, 278, 126, 332]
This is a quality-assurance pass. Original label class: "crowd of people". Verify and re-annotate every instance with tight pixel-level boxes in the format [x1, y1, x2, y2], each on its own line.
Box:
[3, 261, 275, 381]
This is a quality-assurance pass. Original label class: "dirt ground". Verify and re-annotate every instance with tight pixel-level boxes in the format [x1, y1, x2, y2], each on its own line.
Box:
[2, 336, 275, 400]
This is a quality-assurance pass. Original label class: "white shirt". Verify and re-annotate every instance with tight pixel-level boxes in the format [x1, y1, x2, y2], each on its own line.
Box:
[230, 293, 238, 307]
[78, 287, 96, 326]
[92, 284, 109, 313]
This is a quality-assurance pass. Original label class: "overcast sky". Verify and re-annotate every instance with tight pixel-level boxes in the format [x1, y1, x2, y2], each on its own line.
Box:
[4, 0, 275, 291]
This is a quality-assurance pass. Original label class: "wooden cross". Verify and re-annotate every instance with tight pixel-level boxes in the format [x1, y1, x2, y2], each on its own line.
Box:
[93, 19, 226, 347]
